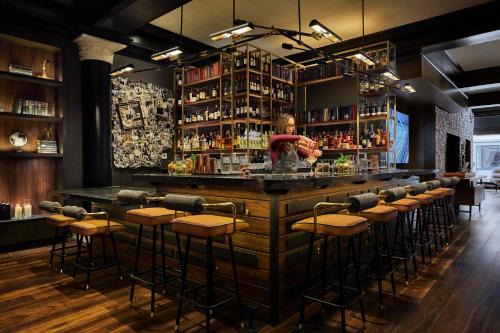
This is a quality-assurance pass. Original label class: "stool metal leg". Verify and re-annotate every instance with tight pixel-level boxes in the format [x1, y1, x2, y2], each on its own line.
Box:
[406, 212, 418, 276]
[49, 227, 58, 268]
[175, 234, 191, 331]
[110, 233, 122, 280]
[398, 214, 410, 284]
[321, 235, 329, 302]
[101, 235, 108, 270]
[130, 224, 143, 303]
[350, 236, 366, 323]
[374, 223, 384, 309]
[73, 235, 83, 278]
[228, 236, 244, 328]
[298, 233, 315, 330]
[336, 237, 347, 333]
[86, 236, 93, 290]
[175, 232, 183, 268]
[382, 223, 396, 296]
[160, 224, 167, 294]
[151, 225, 157, 318]
[59, 227, 66, 273]
[205, 237, 213, 333]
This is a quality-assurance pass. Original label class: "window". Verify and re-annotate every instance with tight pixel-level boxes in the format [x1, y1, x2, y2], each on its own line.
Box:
[474, 135, 500, 177]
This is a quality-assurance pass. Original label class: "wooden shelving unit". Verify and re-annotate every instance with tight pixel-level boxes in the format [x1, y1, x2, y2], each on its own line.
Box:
[0, 33, 63, 215]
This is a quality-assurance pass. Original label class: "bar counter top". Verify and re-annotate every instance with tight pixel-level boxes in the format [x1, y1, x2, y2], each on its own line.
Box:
[133, 169, 437, 193]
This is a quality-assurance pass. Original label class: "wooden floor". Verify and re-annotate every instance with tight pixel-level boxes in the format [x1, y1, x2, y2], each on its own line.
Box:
[1, 192, 500, 333]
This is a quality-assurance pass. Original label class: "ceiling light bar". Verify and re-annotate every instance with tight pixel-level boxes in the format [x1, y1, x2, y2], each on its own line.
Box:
[309, 19, 342, 43]
[110, 64, 135, 76]
[209, 22, 254, 41]
[353, 51, 375, 66]
[401, 83, 416, 93]
[151, 46, 183, 61]
[382, 70, 400, 81]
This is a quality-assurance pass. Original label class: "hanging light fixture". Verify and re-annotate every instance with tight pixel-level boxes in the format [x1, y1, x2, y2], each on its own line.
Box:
[382, 69, 400, 81]
[309, 19, 342, 43]
[152, 4, 184, 61]
[353, 0, 375, 66]
[110, 64, 135, 76]
[209, 0, 254, 41]
[401, 83, 416, 93]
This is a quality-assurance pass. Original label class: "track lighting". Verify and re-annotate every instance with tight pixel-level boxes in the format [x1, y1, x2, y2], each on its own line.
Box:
[209, 22, 254, 41]
[401, 83, 416, 93]
[151, 46, 183, 61]
[353, 51, 375, 66]
[309, 19, 342, 43]
[382, 70, 400, 81]
[110, 64, 135, 76]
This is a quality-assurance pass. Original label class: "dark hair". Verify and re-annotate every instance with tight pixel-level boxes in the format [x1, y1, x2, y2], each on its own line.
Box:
[276, 114, 294, 135]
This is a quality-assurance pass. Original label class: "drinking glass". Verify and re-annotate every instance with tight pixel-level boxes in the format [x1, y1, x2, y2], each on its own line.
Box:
[305, 155, 318, 175]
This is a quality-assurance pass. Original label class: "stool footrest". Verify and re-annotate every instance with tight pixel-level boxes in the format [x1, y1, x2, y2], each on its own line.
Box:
[73, 259, 119, 272]
[178, 282, 241, 311]
[302, 285, 364, 309]
[130, 268, 179, 289]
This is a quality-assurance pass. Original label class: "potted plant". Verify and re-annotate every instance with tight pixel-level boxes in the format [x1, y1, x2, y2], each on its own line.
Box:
[335, 154, 350, 175]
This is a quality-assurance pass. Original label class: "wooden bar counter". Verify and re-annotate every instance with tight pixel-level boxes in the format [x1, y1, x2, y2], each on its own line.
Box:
[132, 170, 435, 325]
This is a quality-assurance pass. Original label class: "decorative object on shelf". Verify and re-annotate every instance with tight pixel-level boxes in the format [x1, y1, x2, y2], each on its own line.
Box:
[14, 204, 23, 219]
[117, 101, 144, 130]
[37, 127, 58, 153]
[335, 154, 350, 175]
[14, 98, 50, 116]
[23, 202, 32, 218]
[0, 102, 3, 112]
[9, 131, 28, 152]
[0, 203, 11, 220]
[8, 64, 33, 76]
[40, 59, 50, 79]
[111, 77, 174, 168]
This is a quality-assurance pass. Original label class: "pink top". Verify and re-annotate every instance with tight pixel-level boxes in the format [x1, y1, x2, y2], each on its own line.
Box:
[269, 134, 310, 165]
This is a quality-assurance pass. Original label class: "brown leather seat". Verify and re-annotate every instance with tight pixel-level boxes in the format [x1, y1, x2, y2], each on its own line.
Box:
[69, 219, 125, 236]
[385, 198, 420, 212]
[406, 194, 433, 205]
[359, 205, 398, 222]
[433, 187, 455, 196]
[126, 207, 176, 225]
[46, 214, 76, 227]
[425, 190, 445, 199]
[171, 215, 249, 238]
[292, 214, 368, 236]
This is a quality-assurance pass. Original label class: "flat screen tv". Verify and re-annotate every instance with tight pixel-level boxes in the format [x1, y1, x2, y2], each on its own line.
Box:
[389, 111, 409, 164]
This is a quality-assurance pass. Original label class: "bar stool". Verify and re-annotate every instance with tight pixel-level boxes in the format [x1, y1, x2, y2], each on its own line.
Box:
[435, 178, 458, 240]
[404, 183, 436, 262]
[293, 193, 378, 332]
[358, 202, 398, 309]
[380, 188, 419, 284]
[61, 206, 124, 290]
[425, 180, 452, 246]
[39, 201, 77, 273]
[163, 194, 248, 332]
[117, 190, 178, 318]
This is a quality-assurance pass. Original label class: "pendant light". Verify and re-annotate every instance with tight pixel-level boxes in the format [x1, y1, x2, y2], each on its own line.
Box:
[151, 4, 184, 61]
[110, 64, 135, 76]
[209, 0, 254, 41]
[354, 0, 375, 66]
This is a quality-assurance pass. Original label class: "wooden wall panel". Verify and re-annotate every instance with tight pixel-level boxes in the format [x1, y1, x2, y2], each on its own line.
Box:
[0, 118, 59, 152]
[0, 40, 57, 79]
[0, 78, 57, 115]
[0, 158, 58, 214]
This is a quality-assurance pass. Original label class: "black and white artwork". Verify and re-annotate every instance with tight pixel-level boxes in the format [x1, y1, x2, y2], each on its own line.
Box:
[111, 77, 174, 168]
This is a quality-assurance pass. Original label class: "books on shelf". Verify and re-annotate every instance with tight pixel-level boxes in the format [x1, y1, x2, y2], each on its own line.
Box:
[185, 62, 220, 84]
[14, 98, 50, 116]
[36, 140, 58, 154]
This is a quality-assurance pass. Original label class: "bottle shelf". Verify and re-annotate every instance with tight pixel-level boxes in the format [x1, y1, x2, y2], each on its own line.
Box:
[321, 148, 358, 154]
[271, 76, 294, 85]
[359, 115, 388, 122]
[298, 119, 356, 127]
[0, 112, 63, 122]
[226, 92, 263, 99]
[183, 97, 228, 107]
[182, 120, 221, 129]
[271, 98, 294, 105]
[0, 70, 62, 87]
[297, 75, 343, 86]
[0, 152, 63, 158]
[183, 75, 221, 87]
[359, 91, 387, 98]
[232, 67, 262, 75]
[359, 147, 388, 153]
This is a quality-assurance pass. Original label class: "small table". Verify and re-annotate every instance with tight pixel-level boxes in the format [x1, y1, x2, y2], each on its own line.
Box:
[479, 177, 500, 192]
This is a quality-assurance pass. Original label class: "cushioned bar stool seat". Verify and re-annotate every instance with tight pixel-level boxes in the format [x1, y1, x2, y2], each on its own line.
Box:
[165, 194, 247, 332]
[117, 190, 178, 318]
[425, 189, 445, 199]
[61, 206, 123, 290]
[359, 205, 398, 223]
[293, 193, 378, 333]
[40, 201, 79, 274]
[69, 220, 125, 236]
[291, 214, 368, 236]
[406, 194, 433, 205]
[385, 198, 420, 212]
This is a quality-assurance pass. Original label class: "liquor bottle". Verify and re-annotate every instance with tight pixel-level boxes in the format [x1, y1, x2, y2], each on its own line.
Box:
[176, 73, 182, 86]
[224, 130, 232, 149]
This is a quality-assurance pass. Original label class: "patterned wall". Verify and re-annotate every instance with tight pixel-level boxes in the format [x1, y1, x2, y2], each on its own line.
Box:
[111, 77, 175, 168]
[435, 106, 474, 174]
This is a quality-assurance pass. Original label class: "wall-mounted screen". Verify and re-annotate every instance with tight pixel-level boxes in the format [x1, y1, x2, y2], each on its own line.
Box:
[389, 111, 409, 164]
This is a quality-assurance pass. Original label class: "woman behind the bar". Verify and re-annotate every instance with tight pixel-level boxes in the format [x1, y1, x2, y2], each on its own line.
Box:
[269, 114, 322, 173]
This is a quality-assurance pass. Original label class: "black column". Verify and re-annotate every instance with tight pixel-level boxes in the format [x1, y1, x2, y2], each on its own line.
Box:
[81, 60, 111, 187]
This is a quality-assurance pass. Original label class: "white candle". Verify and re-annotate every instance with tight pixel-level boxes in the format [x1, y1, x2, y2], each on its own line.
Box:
[14, 204, 23, 219]
[23, 203, 32, 218]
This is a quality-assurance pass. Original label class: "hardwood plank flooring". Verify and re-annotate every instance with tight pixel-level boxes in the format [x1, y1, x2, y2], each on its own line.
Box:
[1, 192, 500, 332]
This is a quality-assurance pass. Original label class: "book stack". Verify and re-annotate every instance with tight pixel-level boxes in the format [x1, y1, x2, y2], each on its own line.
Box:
[14, 98, 50, 116]
[8, 64, 33, 76]
[36, 140, 57, 154]
[185, 62, 220, 84]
